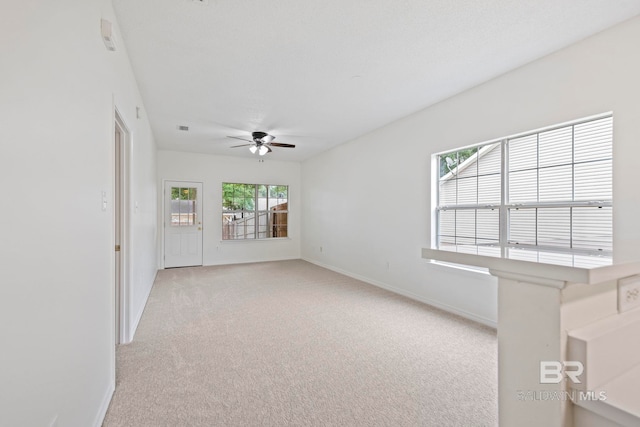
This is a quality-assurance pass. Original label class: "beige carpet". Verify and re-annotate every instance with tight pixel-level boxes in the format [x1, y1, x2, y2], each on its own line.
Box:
[103, 260, 497, 426]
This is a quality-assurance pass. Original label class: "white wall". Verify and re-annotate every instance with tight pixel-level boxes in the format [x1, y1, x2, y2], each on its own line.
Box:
[301, 16, 640, 327]
[0, 1, 158, 426]
[158, 151, 301, 266]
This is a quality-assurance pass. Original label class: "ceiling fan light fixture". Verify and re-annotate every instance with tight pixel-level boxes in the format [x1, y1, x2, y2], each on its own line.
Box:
[228, 132, 294, 155]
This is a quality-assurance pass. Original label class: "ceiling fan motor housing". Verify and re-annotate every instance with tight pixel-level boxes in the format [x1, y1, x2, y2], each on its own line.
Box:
[252, 131, 268, 143]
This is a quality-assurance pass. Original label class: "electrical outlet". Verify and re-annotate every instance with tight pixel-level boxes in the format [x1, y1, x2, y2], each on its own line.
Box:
[618, 275, 640, 313]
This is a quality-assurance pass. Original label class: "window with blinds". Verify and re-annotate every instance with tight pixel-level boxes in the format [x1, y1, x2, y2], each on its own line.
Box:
[435, 114, 612, 255]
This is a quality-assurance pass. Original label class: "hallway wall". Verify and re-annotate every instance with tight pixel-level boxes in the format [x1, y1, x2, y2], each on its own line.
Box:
[0, 1, 158, 425]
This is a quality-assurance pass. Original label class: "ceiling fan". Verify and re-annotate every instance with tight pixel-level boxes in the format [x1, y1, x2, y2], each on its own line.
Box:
[227, 131, 295, 156]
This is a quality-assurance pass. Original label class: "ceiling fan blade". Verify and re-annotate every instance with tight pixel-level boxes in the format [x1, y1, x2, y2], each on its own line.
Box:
[230, 144, 253, 148]
[227, 136, 253, 143]
[269, 142, 296, 148]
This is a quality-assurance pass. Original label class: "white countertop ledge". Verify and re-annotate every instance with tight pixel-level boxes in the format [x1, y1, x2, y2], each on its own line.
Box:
[422, 246, 640, 287]
[572, 363, 640, 427]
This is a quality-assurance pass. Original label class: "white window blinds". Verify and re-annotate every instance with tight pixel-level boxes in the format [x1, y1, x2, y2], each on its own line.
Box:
[436, 114, 612, 254]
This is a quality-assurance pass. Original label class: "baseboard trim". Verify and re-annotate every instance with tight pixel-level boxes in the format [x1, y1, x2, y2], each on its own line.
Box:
[202, 256, 301, 267]
[302, 257, 497, 329]
[93, 380, 115, 427]
[127, 270, 157, 343]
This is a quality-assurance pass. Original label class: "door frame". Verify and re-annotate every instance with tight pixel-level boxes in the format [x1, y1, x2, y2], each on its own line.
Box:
[114, 109, 131, 345]
[162, 179, 204, 269]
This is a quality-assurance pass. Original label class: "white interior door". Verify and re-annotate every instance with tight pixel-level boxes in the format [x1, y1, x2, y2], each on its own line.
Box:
[164, 181, 203, 268]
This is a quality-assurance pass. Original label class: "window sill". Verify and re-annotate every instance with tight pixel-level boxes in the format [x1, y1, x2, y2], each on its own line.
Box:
[220, 237, 291, 243]
[422, 245, 640, 286]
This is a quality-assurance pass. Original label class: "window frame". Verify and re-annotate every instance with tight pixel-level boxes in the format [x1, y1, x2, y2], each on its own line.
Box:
[434, 113, 613, 256]
[221, 182, 289, 241]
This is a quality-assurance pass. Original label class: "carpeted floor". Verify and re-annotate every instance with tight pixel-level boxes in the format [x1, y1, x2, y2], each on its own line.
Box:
[103, 260, 497, 426]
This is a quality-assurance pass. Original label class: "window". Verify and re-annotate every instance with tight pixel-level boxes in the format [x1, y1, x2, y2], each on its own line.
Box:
[435, 114, 612, 255]
[222, 183, 288, 240]
[170, 186, 198, 226]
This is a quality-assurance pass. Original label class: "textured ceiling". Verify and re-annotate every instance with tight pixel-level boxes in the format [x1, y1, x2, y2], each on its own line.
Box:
[112, 0, 640, 162]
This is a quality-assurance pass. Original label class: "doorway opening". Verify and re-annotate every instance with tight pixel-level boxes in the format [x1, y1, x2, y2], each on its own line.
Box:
[114, 111, 130, 345]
